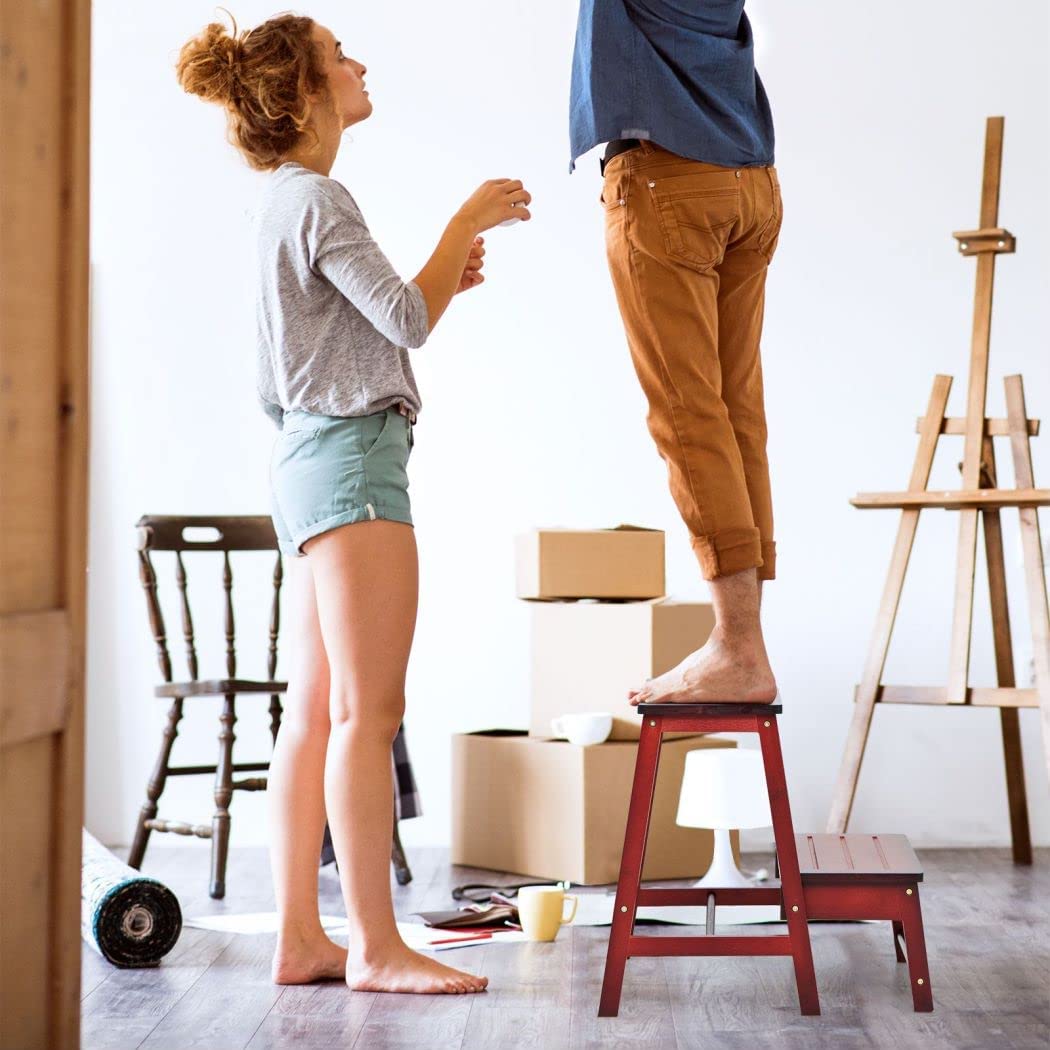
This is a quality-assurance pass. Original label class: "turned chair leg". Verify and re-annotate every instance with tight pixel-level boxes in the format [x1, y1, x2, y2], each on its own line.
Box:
[210, 693, 237, 899]
[127, 696, 185, 870]
[391, 801, 412, 886]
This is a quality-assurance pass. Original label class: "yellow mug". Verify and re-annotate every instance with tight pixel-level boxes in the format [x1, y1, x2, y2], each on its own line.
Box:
[517, 885, 578, 942]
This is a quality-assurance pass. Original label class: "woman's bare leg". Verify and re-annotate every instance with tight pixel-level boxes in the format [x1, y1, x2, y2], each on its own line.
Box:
[305, 519, 487, 994]
[268, 555, 348, 983]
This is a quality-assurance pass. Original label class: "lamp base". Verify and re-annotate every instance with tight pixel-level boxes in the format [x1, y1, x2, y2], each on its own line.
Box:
[690, 828, 753, 888]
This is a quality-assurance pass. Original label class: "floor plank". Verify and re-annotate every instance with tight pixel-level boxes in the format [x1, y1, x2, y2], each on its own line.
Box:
[78, 846, 1050, 1050]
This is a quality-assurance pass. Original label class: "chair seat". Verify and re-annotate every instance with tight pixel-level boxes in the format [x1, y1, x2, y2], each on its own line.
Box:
[154, 679, 287, 698]
[796, 833, 923, 884]
[636, 701, 783, 716]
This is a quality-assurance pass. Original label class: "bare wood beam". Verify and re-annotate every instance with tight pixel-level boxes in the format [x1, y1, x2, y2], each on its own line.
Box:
[870, 686, 1039, 708]
[917, 416, 1039, 436]
[852, 488, 1050, 510]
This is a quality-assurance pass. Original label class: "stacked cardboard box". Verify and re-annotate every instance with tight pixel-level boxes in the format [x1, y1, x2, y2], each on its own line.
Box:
[451, 526, 731, 885]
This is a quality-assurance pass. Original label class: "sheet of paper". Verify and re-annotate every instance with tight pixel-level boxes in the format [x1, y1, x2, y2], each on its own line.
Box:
[183, 912, 350, 934]
[393, 921, 528, 952]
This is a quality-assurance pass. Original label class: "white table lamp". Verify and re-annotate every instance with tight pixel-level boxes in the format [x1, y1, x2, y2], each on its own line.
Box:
[675, 748, 772, 888]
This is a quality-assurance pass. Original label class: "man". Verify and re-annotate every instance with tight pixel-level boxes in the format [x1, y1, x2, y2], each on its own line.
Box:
[570, 1, 782, 704]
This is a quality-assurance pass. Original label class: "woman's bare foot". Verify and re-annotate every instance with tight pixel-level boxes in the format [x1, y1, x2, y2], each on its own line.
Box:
[629, 631, 776, 705]
[346, 941, 488, 995]
[272, 932, 349, 984]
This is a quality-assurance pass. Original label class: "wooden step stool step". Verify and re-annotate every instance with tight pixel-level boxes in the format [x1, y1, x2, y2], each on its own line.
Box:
[795, 833, 933, 1012]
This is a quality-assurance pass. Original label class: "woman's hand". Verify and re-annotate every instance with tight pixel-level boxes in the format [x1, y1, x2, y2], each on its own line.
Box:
[456, 179, 532, 233]
[455, 237, 485, 295]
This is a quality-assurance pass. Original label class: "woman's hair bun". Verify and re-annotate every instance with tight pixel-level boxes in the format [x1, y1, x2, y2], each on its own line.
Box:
[175, 18, 246, 107]
[175, 11, 326, 170]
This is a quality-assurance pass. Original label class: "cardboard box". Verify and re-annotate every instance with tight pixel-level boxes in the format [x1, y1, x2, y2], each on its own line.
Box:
[451, 730, 736, 885]
[530, 598, 716, 740]
[515, 525, 665, 600]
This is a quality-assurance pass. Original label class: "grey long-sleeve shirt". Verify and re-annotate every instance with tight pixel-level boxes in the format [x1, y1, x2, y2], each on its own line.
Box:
[254, 161, 429, 429]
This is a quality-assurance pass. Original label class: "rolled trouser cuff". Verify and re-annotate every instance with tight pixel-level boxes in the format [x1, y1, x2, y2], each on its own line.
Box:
[690, 527, 765, 581]
[759, 540, 776, 581]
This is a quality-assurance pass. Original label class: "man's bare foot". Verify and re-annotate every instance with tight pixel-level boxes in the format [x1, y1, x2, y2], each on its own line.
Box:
[346, 941, 488, 995]
[271, 933, 349, 984]
[629, 632, 776, 705]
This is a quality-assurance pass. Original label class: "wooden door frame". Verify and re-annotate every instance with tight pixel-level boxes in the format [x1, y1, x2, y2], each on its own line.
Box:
[1, 1, 92, 1048]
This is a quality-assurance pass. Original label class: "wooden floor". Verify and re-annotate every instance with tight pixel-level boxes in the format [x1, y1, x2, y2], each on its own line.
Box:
[81, 846, 1050, 1049]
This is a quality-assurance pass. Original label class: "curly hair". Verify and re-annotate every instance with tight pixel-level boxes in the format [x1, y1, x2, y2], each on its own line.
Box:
[175, 10, 330, 170]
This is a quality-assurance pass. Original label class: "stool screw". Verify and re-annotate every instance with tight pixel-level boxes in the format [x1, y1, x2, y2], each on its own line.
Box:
[997, 240, 1005, 247]
[961, 241, 969, 249]
[791, 905, 799, 912]
[620, 906, 627, 913]
[650, 720, 656, 726]
[917, 978, 925, 986]
[763, 720, 771, 727]
[906, 888, 913, 895]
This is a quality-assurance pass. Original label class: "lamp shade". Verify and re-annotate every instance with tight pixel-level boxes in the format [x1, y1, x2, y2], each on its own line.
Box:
[675, 749, 772, 830]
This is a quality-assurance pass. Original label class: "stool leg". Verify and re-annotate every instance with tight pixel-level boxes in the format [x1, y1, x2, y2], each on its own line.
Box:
[900, 888, 933, 1011]
[758, 716, 820, 1016]
[599, 718, 663, 1017]
[892, 919, 906, 963]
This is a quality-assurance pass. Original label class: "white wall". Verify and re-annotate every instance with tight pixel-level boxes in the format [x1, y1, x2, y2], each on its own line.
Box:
[87, 0, 1050, 858]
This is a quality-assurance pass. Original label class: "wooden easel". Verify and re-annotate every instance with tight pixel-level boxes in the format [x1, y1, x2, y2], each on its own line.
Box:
[827, 117, 1050, 864]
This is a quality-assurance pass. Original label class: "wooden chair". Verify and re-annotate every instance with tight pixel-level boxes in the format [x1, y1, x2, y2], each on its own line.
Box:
[126, 514, 411, 898]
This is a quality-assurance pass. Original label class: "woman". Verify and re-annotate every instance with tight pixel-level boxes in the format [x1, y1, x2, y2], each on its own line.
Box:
[176, 12, 530, 995]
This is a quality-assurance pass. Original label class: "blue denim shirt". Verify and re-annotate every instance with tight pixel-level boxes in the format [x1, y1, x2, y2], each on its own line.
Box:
[569, 0, 774, 173]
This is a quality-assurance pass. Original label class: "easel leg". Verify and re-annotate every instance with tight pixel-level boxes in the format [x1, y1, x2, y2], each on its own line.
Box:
[599, 718, 663, 1018]
[828, 376, 952, 833]
[980, 436, 1032, 864]
[1005, 376, 1050, 792]
[947, 508, 979, 703]
[758, 716, 820, 1016]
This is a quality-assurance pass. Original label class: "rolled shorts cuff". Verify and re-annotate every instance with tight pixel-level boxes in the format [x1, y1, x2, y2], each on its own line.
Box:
[690, 527, 765, 581]
[279, 502, 413, 558]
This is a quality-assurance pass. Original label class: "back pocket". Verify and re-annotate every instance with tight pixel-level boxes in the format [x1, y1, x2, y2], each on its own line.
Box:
[649, 173, 740, 273]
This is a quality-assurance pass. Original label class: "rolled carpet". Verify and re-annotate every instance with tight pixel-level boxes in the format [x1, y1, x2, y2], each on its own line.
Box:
[81, 829, 182, 967]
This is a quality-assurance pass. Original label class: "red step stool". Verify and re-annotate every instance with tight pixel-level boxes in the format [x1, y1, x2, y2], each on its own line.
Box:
[796, 832, 933, 1011]
[599, 702, 821, 1017]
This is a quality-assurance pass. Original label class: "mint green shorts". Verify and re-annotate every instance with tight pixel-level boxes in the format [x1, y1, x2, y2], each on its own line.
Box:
[269, 406, 414, 557]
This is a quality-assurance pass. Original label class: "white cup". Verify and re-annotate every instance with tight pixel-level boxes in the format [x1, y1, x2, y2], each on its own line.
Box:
[517, 885, 579, 941]
[550, 712, 613, 746]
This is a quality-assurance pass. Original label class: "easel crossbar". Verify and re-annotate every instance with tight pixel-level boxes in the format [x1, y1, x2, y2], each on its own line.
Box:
[916, 416, 1039, 436]
[865, 685, 1039, 708]
[852, 488, 1050, 510]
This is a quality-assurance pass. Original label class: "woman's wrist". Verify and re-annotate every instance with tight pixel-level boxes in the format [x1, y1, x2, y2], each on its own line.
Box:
[450, 208, 479, 239]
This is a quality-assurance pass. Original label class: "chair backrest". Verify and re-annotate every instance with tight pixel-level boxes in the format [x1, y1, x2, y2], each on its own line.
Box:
[135, 515, 283, 684]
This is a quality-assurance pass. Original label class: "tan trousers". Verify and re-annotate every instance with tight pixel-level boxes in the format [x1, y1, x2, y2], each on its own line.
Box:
[601, 141, 783, 581]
